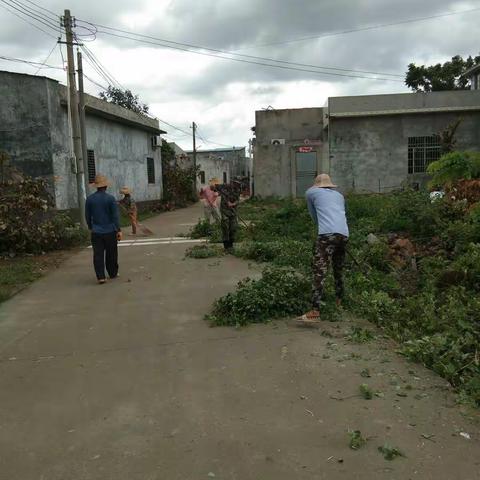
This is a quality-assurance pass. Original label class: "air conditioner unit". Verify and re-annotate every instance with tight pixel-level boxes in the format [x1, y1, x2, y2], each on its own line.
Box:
[271, 138, 285, 145]
[151, 135, 162, 148]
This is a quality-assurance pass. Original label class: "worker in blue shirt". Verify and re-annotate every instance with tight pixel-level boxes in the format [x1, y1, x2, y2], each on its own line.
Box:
[298, 174, 349, 325]
[85, 175, 122, 284]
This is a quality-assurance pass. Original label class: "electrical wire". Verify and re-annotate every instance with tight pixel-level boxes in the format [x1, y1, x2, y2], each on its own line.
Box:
[0, 1, 57, 38]
[0, 54, 63, 70]
[92, 29, 403, 82]
[33, 40, 58, 74]
[21, 0, 57, 17]
[157, 119, 192, 136]
[196, 126, 235, 148]
[0, 0, 61, 33]
[237, 6, 480, 50]
[83, 72, 108, 91]
[6, 0, 61, 30]
[78, 41, 124, 89]
[84, 21, 404, 79]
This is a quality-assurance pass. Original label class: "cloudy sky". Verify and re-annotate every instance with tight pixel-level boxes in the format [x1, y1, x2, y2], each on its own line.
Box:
[1, 0, 479, 150]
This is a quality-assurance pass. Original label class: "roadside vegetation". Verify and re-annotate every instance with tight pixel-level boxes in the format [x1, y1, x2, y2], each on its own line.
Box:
[191, 151, 480, 406]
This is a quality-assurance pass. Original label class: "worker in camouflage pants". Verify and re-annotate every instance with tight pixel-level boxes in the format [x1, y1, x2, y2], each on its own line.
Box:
[214, 181, 241, 252]
[312, 233, 348, 310]
[298, 174, 349, 325]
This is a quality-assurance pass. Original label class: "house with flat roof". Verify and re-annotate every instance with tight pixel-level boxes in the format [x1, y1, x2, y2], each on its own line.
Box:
[253, 90, 480, 196]
[185, 147, 249, 190]
[0, 70, 166, 210]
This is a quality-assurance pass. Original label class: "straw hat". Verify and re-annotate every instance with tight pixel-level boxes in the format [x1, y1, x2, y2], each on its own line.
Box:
[209, 177, 220, 186]
[120, 186, 132, 195]
[313, 173, 337, 188]
[92, 174, 109, 188]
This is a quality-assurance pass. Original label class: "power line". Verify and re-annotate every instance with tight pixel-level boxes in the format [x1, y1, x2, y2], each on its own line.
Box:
[78, 41, 124, 89]
[157, 118, 192, 136]
[196, 126, 236, 148]
[83, 72, 108, 91]
[6, 0, 61, 30]
[84, 21, 403, 79]
[237, 6, 480, 49]
[0, 0, 61, 33]
[21, 0, 57, 17]
[0, 1, 56, 38]
[0, 54, 63, 70]
[91, 29, 403, 82]
[33, 40, 58, 75]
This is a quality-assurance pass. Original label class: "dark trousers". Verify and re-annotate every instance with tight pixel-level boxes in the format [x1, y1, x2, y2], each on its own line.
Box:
[221, 213, 238, 245]
[312, 233, 348, 309]
[91, 232, 118, 280]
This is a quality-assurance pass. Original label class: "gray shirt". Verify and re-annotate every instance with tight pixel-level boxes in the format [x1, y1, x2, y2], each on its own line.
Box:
[305, 187, 349, 237]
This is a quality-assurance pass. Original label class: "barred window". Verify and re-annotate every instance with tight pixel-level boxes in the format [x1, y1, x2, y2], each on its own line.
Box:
[408, 136, 441, 174]
[147, 157, 155, 184]
[199, 171, 206, 184]
[87, 149, 96, 183]
[223, 172, 227, 183]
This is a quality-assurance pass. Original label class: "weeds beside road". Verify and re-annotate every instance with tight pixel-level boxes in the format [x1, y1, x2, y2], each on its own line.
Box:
[191, 191, 480, 406]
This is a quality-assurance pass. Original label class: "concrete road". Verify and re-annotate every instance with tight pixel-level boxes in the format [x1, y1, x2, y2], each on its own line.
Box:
[0, 204, 479, 480]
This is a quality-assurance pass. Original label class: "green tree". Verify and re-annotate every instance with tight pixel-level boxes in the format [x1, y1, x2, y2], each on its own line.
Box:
[405, 54, 480, 92]
[99, 86, 149, 115]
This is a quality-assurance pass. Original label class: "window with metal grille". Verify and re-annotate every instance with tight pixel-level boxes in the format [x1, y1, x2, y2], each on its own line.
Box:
[408, 136, 442, 174]
[223, 172, 227, 183]
[199, 171, 206, 184]
[87, 149, 96, 183]
[147, 157, 155, 184]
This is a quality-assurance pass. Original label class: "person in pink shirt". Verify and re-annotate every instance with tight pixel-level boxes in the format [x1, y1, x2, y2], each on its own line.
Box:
[199, 178, 220, 223]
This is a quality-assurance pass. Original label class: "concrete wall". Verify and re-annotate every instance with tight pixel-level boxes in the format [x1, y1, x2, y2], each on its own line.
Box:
[187, 147, 247, 179]
[253, 108, 324, 197]
[0, 70, 163, 210]
[328, 90, 480, 117]
[328, 112, 480, 192]
[0, 72, 54, 181]
[195, 154, 231, 190]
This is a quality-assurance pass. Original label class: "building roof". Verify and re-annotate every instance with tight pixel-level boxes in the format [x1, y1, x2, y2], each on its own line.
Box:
[59, 85, 166, 134]
[185, 147, 245, 153]
[0, 70, 165, 134]
[327, 90, 480, 119]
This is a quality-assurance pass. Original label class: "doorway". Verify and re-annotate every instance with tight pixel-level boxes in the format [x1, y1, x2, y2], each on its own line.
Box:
[295, 151, 317, 196]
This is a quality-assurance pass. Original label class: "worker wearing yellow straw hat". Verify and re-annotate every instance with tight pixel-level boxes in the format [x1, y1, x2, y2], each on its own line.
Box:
[119, 186, 139, 234]
[85, 174, 122, 284]
[297, 174, 349, 326]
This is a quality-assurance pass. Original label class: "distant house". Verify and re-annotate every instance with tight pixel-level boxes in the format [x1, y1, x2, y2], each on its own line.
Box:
[0, 70, 166, 210]
[464, 63, 480, 90]
[185, 147, 249, 190]
[253, 90, 480, 196]
[168, 142, 193, 169]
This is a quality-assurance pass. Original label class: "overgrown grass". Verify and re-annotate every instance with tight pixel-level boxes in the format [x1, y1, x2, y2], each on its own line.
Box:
[185, 244, 224, 259]
[197, 191, 480, 406]
[0, 258, 43, 303]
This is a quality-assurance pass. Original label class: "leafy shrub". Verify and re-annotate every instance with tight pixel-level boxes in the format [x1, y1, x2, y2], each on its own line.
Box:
[185, 244, 223, 259]
[0, 177, 87, 254]
[206, 267, 310, 326]
[189, 219, 222, 242]
[427, 151, 480, 187]
[207, 195, 480, 404]
[234, 240, 312, 272]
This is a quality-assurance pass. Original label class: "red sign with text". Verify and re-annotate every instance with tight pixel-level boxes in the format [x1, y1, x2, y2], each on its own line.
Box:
[298, 146, 313, 153]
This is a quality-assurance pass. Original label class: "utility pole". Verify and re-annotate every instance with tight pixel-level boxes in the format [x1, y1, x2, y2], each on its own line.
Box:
[63, 9, 87, 228]
[192, 121, 197, 193]
[77, 49, 89, 196]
